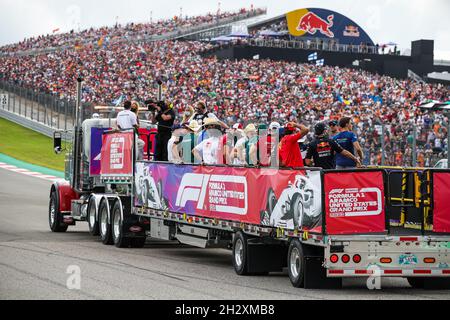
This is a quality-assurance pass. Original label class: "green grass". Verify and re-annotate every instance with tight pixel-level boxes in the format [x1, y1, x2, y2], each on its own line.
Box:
[0, 118, 67, 171]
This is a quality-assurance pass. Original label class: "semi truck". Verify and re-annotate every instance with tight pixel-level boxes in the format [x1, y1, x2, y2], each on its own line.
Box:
[49, 79, 450, 289]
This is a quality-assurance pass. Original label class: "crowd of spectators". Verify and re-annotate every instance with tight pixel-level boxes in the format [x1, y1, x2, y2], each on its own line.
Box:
[0, 7, 263, 55]
[0, 25, 449, 167]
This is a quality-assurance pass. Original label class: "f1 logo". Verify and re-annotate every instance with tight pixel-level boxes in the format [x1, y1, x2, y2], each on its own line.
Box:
[176, 173, 248, 215]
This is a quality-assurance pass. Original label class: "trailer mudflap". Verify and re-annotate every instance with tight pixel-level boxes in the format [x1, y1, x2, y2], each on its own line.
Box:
[304, 257, 342, 289]
[246, 243, 288, 273]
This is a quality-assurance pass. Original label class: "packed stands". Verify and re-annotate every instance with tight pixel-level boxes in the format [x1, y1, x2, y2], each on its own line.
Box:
[0, 10, 448, 167]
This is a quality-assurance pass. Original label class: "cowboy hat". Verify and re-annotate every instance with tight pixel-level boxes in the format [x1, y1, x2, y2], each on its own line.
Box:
[203, 118, 221, 127]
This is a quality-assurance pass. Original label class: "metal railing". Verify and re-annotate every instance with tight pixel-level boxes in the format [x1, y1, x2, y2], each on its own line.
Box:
[247, 38, 380, 54]
[0, 80, 77, 132]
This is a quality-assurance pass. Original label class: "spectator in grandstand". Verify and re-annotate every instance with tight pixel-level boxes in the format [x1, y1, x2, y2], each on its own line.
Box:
[278, 122, 310, 168]
[333, 117, 364, 169]
[305, 122, 362, 169]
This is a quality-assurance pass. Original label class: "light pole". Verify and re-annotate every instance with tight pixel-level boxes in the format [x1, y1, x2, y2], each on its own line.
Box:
[150, 11, 153, 24]
[180, 7, 183, 20]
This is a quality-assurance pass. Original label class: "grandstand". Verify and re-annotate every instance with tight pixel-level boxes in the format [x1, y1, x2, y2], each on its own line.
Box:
[0, 7, 448, 168]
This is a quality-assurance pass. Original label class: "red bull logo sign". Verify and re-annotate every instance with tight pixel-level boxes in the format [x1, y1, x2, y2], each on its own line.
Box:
[296, 12, 334, 38]
[284, 8, 374, 45]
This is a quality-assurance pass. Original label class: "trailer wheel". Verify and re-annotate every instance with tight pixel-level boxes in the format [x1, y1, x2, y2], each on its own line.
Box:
[292, 195, 304, 229]
[233, 232, 249, 275]
[130, 237, 146, 248]
[99, 199, 113, 245]
[288, 239, 305, 288]
[112, 200, 131, 248]
[49, 191, 68, 233]
[87, 197, 99, 236]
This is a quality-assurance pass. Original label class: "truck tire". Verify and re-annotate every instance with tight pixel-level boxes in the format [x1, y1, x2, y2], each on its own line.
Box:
[233, 231, 249, 275]
[288, 239, 305, 288]
[87, 196, 99, 236]
[130, 237, 146, 248]
[49, 191, 68, 233]
[99, 199, 113, 245]
[112, 200, 131, 248]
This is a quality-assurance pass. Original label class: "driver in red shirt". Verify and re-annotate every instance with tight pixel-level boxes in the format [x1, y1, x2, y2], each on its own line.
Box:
[279, 122, 310, 168]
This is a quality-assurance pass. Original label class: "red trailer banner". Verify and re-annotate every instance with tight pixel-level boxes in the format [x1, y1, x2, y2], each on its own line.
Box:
[101, 132, 134, 176]
[324, 171, 386, 235]
[433, 172, 450, 233]
[134, 162, 323, 231]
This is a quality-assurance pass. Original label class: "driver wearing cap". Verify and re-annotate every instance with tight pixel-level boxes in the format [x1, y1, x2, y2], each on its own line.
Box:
[305, 122, 361, 169]
[278, 121, 310, 168]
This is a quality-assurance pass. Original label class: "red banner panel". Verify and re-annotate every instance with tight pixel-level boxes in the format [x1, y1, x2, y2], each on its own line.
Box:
[101, 132, 134, 176]
[324, 171, 386, 235]
[134, 162, 323, 231]
[433, 172, 450, 233]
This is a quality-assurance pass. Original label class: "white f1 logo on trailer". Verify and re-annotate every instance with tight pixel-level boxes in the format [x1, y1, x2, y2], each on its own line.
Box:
[176, 173, 248, 215]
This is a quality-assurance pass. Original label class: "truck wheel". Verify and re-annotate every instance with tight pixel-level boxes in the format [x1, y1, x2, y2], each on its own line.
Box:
[112, 200, 131, 248]
[288, 239, 305, 288]
[99, 199, 113, 245]
[233, 232, 249, 275]
[87, 197, 99, 236]
[49, 191, 68, 233]
[292, 195, 304, 229]
[130, 237, 146, 248]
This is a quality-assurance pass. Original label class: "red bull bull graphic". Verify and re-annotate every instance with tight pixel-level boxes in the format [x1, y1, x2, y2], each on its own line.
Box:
[297, 12, 334, 38]
[286, 8, 374, 46]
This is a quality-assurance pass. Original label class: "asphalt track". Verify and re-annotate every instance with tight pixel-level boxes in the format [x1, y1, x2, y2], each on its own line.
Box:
[0, 167, 449, 300]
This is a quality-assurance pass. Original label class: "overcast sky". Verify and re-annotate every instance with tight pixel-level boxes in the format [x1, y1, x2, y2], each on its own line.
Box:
[1, 0, 449, 59]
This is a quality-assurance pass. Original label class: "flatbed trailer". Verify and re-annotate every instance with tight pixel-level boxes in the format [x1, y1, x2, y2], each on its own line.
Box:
[49, 79, 450, 289]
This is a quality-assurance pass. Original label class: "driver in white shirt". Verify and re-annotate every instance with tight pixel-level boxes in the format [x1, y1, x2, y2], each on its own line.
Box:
[117, 101, 138, 131]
